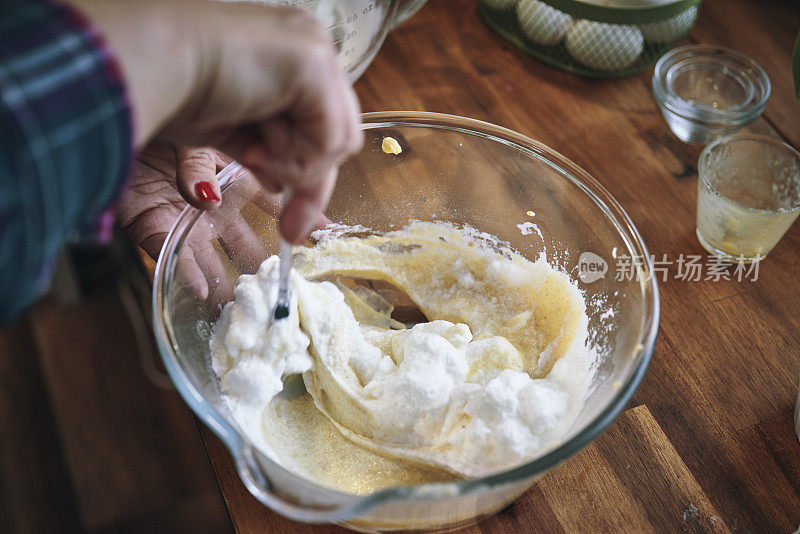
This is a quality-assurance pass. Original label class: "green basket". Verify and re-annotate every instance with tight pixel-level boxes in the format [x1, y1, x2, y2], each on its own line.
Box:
[479, 0, 702, 79]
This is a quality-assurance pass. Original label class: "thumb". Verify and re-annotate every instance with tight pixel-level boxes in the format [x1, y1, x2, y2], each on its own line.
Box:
[176, 147, 222, 209]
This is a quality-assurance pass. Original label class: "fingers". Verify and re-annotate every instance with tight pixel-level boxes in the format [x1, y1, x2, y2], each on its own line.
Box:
[238, 172, 332, 233]
[188, 232, 235, 305]
[214, 150, 234, 170]
[165, 4, 363, 244]
[217, 217, 268, 275]
[176, 147, 222, 209]
[227, 26, 360, 243]
[279, 53, 361, 241]
[237, 64, 360, 242]
[175, 244, 210, 301]
[133, 228, 210, 302]
[279, 167, 337, 244]
[293, 42, 363, 166]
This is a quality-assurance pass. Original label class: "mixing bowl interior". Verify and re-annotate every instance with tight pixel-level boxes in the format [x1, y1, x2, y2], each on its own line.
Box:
[153, 112, 658, 528]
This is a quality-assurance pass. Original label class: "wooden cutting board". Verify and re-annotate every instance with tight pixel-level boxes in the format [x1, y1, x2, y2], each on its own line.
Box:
[199, 1, 800, 532]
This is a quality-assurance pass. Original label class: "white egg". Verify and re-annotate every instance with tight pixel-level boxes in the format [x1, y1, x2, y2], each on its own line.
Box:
[481, 0, 517, 9]
[516, 0, 572, 45]
[640, 6, 697, 43]
[565, 20, 644, 71]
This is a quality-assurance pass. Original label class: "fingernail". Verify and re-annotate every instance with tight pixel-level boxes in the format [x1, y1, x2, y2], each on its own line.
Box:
[195, 182, 220, 202]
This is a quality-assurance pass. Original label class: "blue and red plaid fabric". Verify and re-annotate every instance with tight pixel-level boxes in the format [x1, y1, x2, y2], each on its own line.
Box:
[0, 0, 133, 324]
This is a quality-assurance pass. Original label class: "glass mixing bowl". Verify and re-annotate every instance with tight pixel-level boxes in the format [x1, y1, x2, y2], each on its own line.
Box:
[152, 112, 659, 531]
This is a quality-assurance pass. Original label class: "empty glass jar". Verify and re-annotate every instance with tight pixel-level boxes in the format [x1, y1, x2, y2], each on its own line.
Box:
[652, 45, 770, 144]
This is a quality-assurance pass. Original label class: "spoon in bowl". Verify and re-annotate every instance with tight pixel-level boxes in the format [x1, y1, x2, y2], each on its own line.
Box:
[273, 232, 307, 397]
[273, 187, 307, 399]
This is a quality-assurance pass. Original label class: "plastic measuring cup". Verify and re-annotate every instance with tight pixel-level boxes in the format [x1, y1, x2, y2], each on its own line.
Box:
[237, 0, 428, 80]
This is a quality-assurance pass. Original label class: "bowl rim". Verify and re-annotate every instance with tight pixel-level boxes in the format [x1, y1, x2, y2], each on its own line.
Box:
[152, 111, 660, 522]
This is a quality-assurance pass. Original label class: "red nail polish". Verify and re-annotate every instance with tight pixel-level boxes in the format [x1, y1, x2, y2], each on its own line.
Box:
[195, 182, 220, 202]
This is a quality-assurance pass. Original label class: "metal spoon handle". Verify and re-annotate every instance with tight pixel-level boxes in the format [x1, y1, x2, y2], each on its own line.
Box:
[274, 188, 293, 320]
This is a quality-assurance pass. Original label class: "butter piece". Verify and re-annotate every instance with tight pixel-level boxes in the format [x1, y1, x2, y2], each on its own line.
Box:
[382, 136, 402, 155]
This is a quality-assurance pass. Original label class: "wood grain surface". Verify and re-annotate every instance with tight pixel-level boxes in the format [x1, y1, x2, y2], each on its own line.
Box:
[204, 1, 800, 532]
[0, 287, 233, 534]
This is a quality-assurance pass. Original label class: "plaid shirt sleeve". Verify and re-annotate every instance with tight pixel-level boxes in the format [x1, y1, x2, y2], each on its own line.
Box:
[0, 0, 133, 324]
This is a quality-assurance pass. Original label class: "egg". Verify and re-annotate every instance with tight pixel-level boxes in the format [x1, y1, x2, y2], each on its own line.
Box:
[640, 6, 697, 43]
[516, 0, 572, 45]
[565, 20, 644, 71]
[481, 0, 517, 9]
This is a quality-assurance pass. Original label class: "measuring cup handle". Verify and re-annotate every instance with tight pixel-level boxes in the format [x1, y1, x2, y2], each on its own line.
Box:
[390, 0, 427, 29]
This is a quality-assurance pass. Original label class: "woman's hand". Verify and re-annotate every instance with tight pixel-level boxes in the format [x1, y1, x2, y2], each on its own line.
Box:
[70, 0, 362, 243]
[120, 144, 330, 302]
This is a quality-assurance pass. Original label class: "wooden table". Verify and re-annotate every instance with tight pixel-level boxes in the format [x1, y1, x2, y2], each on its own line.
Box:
[201, 1, 800, 532]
